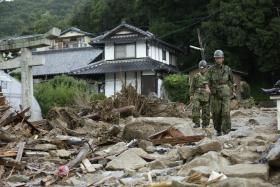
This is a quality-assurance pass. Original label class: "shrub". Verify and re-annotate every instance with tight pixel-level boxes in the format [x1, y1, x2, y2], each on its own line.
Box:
[34, 75, 100, 116]
[162, 74, 190, 103]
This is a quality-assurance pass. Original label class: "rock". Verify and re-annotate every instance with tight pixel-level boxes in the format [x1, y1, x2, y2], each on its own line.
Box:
[96, 142, 128, 157]
[197, 138, 222, 154]
[50, 149, 75, 158]
[228, 126, 253, 138]
[160, 148, 180, 161]
[92, 164, 103, 170]
[177, 146, 195, 160]
[255, 133, 279, 143]
[124, 168, 137, 177]
[7, 175, 29, 183]
[221, 164, 269, 180]
[172, 180, 203, 187]
[33, 144, 57, 151]
[178, 151, 230, 176]
[212, 178, 273, 187]
[266, 138, 280, 167]
[138, 140, 155, 153]
[122, 117, 193, 140]
[119, 177, 146, 186]
[106, 148, 147, 170]
[231, 110, 247, 118]
[221, 147, 260, 164]
[148, 160, 167, 169]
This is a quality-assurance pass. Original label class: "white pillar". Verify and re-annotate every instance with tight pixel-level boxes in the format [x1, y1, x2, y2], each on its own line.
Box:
[21, 48, 33, 113]
[277, 100, 280, 131]
[270, 96, 280, 131]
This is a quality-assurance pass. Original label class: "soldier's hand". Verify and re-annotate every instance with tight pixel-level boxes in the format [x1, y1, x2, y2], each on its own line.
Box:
[190, 96, 193, 101]
[205, 87, 211, 94]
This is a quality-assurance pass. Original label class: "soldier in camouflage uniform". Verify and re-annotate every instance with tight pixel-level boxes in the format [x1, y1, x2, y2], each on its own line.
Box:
[190, 60, 210, 128]
[207, 50, 236, 135]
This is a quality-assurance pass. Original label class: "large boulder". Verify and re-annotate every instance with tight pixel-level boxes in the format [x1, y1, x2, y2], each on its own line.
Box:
[122, 117, 194, 140]
[106, 148, 148, 170]
[211, 178, 273, 187]
[197, 138, 222, 154]
[221, 164, 269, 180]
[266, 138, 280, 168]
[221, 145, 260, 164]
[178, 151, 230, 176]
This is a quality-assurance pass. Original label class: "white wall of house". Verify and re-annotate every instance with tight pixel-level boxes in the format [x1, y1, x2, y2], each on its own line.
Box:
[136, 41, 146, 58]
[105, 73, 114, 97]
[105, 71, 142, 97]
[105, 42, 115, 60]
[158, 78, 162, 98]
[103, 40, 174, 66]
[148, 44, 170, 64]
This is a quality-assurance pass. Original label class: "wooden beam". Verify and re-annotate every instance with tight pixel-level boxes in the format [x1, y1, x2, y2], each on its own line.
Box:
[0, 55, 45, 70]
[0, 38, 52, 52]
[15, 142, 26, 162]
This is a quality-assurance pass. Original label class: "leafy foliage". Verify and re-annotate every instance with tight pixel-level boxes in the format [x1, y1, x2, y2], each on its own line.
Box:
[162, 74, 190, 103]
[0, 0, 84, 37]
[34, 75, 101, 116]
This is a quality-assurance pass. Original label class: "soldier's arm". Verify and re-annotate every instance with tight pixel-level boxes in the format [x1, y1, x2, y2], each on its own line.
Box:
[190, 75, 196, 96]
[228, 67, 237, 93]
[189, 76, 195, 96]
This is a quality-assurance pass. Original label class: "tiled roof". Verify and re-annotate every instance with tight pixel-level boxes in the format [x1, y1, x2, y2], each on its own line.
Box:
[70, 57, 179, 75]
[32, 47, 102, 77]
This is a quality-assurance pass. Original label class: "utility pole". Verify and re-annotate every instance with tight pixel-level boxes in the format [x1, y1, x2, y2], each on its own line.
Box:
[189, 28, 205, 60]
[197, 28, 205, 60]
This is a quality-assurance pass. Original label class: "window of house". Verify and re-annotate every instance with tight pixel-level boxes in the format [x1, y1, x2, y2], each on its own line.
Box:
[115, 43, 136, 59]
[169, 53, 176, 66]
[162, 50, 166, 61]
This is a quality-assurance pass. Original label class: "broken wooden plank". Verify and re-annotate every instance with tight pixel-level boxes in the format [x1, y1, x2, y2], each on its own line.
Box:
[48, 119, 86, 136]
[0, 158, 26, 170]
[82, 158, 96, 173]
[55, 135, 84, 145]
[15, 109, 40, 134]
[15, 142, 26, 162]
[24, 151, 50, 157]
[0, 110, 14, 126]
[26, 144, 57, 151]
[0, 105, 10, 113]
[40, 175, 57, 186]
[0, 150, 17, 157]
[0, 129, 16, 142]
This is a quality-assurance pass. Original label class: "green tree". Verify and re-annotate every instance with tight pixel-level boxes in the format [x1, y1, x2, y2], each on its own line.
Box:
[162, 74, 190, 103]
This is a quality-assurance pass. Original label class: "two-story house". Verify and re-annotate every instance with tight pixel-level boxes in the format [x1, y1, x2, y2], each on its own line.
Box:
[32, 27, 102, 80]
[71, 22, 181, 97]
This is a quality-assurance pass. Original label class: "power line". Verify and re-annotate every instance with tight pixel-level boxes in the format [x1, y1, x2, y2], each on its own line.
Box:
[159, 11, 220, 39]
[275, 7, 280, 17]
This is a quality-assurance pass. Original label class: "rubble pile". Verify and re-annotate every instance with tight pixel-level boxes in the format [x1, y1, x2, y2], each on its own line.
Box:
[0, 88, 279, 186]
[77, 85, 188, 123]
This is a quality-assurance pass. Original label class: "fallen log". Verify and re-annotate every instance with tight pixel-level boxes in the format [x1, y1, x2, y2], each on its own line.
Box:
[15, 109, 40, 134]
[112, 105, 135, 115]
[55, 135, 84, 145]
[0, 129, 16, 142]
[150, 135, 204, 146]
[0, 110, 14, 126]
[66, 139, 94, 169]
[0, 158, 26, 170]
[48, 119, 86, 136]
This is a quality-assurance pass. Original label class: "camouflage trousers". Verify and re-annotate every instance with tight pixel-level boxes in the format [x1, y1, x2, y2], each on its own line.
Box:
[211, 95, 231, 133]
[192, 99, 210, 127]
